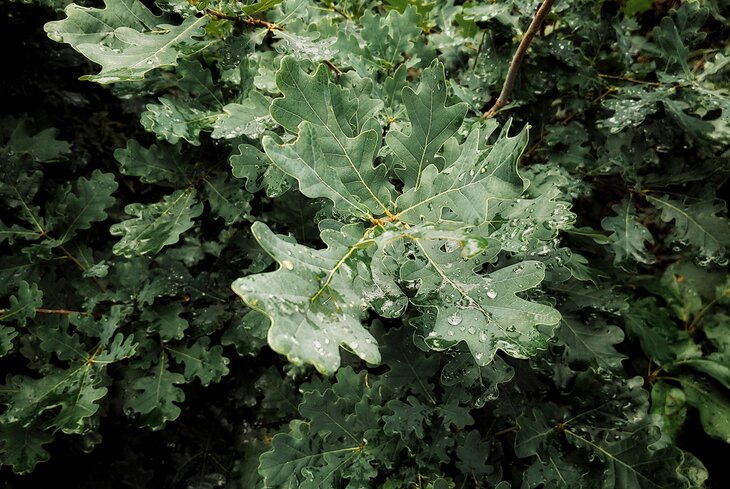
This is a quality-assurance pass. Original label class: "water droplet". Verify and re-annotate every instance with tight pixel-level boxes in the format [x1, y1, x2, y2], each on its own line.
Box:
[447, 313, 463, 326]
[486, 289, 497, 299]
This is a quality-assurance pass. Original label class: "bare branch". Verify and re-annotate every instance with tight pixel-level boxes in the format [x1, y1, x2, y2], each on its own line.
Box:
[483, 0, 556, 119]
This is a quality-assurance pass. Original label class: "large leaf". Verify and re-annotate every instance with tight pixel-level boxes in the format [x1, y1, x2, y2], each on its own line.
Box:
[232, 222, 383, 374]
[393, 122, 527, 226]
[263, 56, 393, 219]
[45, 0, 210, 84]
[404, 240, 561, 365]
[385, 60, 468, 188]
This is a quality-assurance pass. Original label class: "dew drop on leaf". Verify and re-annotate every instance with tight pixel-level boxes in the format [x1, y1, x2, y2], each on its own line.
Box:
[447, 312, 463, 326]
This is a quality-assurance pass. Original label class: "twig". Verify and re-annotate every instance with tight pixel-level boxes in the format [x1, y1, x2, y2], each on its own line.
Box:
[483, 0, 557, 119]
[597, 73, 661, 86]
[0, 307, 90, 316]
[206, 9, 283, 30]
[205, 8, 342, 76]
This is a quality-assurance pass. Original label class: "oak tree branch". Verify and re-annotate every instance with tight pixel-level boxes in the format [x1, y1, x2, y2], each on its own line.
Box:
[483, 0, 556, 119]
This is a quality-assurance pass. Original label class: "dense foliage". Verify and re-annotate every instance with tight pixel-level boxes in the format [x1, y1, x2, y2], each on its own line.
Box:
[1, 0, 729, 487]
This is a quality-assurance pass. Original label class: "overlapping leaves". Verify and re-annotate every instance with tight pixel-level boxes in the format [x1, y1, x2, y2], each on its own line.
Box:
[233, 57, 566, 373]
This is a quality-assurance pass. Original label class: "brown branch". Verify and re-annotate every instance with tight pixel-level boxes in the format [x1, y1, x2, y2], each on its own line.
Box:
[0, 307, 90, 316]
[205, 8, 341, 76]
[483, 0, 557, 119]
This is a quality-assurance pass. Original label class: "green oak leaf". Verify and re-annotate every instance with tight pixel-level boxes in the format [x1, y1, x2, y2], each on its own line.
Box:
[647, 193, 730, 261]
[379, 326, 440, 400]
[232, 221, 381, 374]
[650, 382, 687, 446]
[202, 173, 252, 225]
[0, 425, 53, 475]
[230, 143, 294, 197]
[405, 243, 560, 364]
[456, 430, 494, 478]
[263, 56, 393, 219]
[385, 60, 467, 188]
[680, 376, 730, 444]
[0, 326, 17, 357]
[110, 189, 203, 257]
[1, 116, 71, 163]
[394, 123, 526, 226]
[55, 170, 118, 244]
[383, 396, 429, 441]
[556, 314, 627, 373]
[141, 97, 213, 146]
[0, 280, 43, 327]
[359, 6, 422, 70]
[141, 303, 189, 341]
[601, 199, 656, 267]
[258, 420, 339, 488]
[114, 139, 192, 185]
[652, 2, 708, 78]
[124, 354, 185, 430]
[0, 367, 106, 435]
[211, 93, 274, 140]
[168, 336, 230, 386]
[441, 351, 514, 407]
[45, 0, 210, 84]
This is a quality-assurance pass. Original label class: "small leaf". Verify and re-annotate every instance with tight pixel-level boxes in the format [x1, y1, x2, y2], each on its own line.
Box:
[601, 199, 655, 267]
[0, 280, 43, 326]
[124, 354, 186, 430]
[114, 140, 191, 185]
[647, 193, 730, 261]
[56, 170, 118, 244]
[110, 189, 203, 257]
[141, 97, 212, 146]
[169, 336, 230, 386]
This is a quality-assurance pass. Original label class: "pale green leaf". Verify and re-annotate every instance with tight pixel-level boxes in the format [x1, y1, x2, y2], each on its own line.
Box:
[211, 93, 274, 140]
[45, 0, 210, 84]
[405, 241, 561, 364]
[141, 96, 213, 145]
[263, 56, 393, 219]
[385, 60, 467, 188]
[232, 222, 381, 374]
